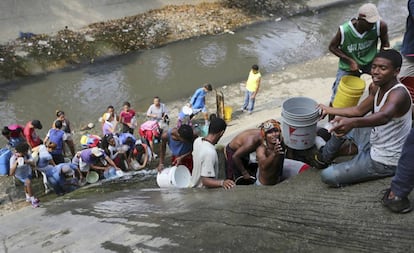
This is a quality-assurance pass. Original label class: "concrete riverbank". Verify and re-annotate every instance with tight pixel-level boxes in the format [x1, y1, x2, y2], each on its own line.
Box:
[0, 0, 357, 82]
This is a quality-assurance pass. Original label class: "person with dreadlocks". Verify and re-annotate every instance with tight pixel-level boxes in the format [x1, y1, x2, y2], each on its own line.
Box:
[255, 119, 285, 185]
[255, 119, 311, 186]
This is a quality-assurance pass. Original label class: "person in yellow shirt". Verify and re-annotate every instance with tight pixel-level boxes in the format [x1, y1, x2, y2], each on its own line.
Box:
[241, 64, 261, 114]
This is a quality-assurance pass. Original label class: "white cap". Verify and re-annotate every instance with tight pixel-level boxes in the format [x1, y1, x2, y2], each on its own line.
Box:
[91, 147, 103, 157]
[358, 3, 380, 23]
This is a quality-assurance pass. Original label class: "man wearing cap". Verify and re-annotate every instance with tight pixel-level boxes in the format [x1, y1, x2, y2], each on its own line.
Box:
[44, 162, 78, 196]
[328, 3, 389, 116]
[189, 83, 213, 125]
[73, 147, 121, 176]
[157, 124, 195, 173]
[24, 120, 43, 149]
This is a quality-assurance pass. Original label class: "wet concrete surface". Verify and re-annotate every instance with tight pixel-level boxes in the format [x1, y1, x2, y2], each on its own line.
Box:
[1, 169, 413, 252]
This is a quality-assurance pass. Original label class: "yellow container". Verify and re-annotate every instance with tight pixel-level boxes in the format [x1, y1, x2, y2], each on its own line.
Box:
[333, 75, 366, 108]
[224, 106, 233, 121]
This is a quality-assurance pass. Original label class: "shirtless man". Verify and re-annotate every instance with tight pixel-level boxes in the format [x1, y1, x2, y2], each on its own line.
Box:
[224, 128, 262, 180]
[255, 120, 285, 186]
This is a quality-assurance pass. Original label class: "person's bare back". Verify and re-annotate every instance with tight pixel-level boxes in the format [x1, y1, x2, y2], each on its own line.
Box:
[228, 129, 262, 151]
[225, 129, 262, 179]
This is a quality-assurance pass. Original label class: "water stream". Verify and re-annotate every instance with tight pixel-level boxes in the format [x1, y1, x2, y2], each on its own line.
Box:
[0, 0, 406, 146]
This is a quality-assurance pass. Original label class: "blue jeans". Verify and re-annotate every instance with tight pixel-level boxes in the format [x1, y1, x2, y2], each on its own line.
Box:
[47, 173, 65, 195]
[242, 90, 255, 112]
[391, 128, 414, 198]
[320, 128, 396, 187]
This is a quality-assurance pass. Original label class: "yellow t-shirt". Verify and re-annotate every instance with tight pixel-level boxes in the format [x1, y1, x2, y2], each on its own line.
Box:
[246, 70, 261, 92]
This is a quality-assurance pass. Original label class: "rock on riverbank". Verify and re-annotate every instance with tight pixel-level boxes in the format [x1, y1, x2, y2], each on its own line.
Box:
[0, 0, 307, 83]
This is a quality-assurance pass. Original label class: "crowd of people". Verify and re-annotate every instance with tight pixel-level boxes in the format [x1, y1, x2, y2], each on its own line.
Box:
[1, 2, 414, 216]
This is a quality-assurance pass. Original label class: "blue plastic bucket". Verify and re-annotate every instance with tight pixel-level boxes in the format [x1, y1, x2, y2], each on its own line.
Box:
[0, 148, 12, 175]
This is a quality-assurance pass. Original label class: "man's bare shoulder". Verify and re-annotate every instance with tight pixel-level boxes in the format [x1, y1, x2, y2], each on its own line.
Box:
[229, 129, 262, 148]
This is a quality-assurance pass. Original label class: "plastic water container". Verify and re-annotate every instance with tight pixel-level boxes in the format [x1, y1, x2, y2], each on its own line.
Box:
[224, 106, 233, 121]
[156, 165, 191, 188]
[333, 75, 366, 108]
[281, 97, 320, 150]
[0, 148, 12, 175]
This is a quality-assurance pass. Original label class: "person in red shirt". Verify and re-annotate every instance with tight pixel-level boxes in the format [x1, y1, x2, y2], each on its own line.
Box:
[119, 101, 137, 134]
[23, 120, 43, 149]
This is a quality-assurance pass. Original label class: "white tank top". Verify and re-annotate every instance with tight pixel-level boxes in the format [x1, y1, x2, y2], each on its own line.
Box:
[370, 83, 412, 166]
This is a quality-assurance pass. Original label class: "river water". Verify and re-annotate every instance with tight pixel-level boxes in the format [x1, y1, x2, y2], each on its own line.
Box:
[0, 0, 406, 146]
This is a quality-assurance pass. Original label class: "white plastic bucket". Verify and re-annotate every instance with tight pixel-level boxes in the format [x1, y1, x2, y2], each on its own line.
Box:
[281, 97, 320, 150]
[156, 165, 191, 188]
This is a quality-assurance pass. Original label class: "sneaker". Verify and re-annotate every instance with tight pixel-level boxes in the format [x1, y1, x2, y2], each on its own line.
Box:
[240, 107, 246, 112]
[248, 111, 253, 115]
[310, 151, 329, 169]
[381, 188, 412, 214]
[32, 198, 40, 204]
[31, 201, 40, 208]
[153, 153, 158, 159]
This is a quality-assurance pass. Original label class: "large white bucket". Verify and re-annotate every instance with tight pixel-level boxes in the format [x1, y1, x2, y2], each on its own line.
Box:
[156, 165, 191, 188]
[281, 97, 320, 150]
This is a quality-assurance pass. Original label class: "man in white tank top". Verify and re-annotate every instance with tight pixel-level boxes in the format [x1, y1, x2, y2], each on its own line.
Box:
[314, 49, 412, 187]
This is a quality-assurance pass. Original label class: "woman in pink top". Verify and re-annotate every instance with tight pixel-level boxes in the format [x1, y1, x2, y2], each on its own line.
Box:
[119, 101, 137, 134]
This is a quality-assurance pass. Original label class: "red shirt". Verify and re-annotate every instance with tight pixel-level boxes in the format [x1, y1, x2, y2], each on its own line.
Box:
[23, 122, 42, 147]
[120, 109, 135, 124]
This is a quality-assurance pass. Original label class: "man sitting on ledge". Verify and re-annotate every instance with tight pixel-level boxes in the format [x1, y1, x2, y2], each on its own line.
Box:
[314, 49, 412, 187]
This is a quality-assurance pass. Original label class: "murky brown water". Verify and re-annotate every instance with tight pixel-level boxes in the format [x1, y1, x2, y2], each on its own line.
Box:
[0, 0, 406, 147]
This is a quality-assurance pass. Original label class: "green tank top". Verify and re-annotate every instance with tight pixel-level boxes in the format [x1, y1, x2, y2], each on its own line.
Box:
[338, 20, 380, 71]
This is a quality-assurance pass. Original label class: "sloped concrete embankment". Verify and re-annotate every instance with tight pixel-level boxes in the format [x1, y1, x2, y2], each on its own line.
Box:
[0, 168, 412, 252]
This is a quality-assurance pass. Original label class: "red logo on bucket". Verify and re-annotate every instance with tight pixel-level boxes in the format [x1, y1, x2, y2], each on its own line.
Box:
[289, 126, 296, 136]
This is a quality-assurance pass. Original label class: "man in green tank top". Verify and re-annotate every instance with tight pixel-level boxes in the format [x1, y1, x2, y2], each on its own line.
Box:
[328, 3, 389, 116]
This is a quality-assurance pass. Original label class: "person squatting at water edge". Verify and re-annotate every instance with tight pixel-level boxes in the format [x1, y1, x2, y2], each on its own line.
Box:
[2, 124, 25, 148]
[157, 124, 195, 173]
[241, 64, 261, 114]
[398, 0, 414, 118]
[189, 117, 235, 189]
[72, 147, 122, 179]
[328, 3, 389, 119]
[313, 49, 412, 187]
